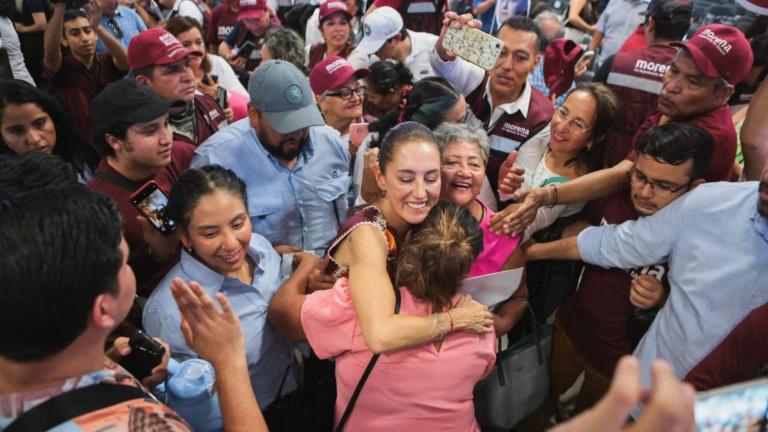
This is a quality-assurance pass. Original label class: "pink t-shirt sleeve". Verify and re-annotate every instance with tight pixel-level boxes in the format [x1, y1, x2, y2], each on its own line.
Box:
[301, 278, 357, 359]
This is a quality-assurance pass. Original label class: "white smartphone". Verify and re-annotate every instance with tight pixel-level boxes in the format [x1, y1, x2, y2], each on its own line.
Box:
[442, 26, 503, 71]
[694, 377, 768, 431]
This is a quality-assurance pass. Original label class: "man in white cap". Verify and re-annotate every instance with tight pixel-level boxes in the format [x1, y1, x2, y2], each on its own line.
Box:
[347, 6, 437, 81]
[192, 60, 351, 255]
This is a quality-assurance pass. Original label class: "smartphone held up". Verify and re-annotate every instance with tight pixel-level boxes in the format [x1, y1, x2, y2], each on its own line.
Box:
[130, 180, 176, 236]
[442, 26, 503, 71]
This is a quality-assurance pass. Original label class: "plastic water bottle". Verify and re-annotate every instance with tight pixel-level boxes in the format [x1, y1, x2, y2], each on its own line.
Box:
[157, 359, 224, 431]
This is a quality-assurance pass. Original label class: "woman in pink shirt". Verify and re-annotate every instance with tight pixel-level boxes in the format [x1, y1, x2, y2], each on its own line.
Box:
[270, 201, 496, 431]
[436, 122, 529, 336]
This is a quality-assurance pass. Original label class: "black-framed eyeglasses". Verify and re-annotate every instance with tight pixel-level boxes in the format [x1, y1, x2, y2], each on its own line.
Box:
[106, 17, 123, 39]
[629, 165, 692, 196]
[326, 86, 367, 100]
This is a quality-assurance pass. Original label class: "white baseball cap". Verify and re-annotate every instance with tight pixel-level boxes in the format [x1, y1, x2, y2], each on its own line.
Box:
[357, 6, 404, 55]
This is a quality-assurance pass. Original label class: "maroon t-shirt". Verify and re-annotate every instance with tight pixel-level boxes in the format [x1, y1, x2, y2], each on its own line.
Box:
[684, 303, 768, 390]
[86, 140, 195, 296]
[557, 189, 670, 378]
[47, 54, 125, 154]
[206, 3, 238, 47]
[630, 104, 736, 182]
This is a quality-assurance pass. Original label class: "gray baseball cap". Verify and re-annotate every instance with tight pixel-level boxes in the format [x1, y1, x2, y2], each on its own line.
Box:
[248, 60, 325, 134]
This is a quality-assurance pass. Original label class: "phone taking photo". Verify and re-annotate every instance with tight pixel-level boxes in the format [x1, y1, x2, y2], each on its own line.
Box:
[442, 26, 503, 71]
[695, 377, 768, 431]
[130, 180, 176, 236]
[349, 123, 369, 151]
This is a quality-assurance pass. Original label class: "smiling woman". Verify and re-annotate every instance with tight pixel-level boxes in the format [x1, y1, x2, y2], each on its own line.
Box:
[143, 165, 311, 430]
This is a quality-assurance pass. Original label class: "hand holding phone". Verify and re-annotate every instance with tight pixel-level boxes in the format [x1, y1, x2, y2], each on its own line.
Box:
[130, 180, 175, 236]
[348, 123, 369, 157]
[119, 329, 166, 380]
[442, 26, 503, 70]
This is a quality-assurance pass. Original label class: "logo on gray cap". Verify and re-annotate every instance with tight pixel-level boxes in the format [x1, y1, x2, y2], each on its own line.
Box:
[284, 84, 303, 105]
[363, 23, 371, 36]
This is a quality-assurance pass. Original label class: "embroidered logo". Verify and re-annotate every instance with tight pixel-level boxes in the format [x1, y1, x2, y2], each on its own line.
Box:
[363, 23, 371, 36]
[698, 29, 732, 55]
[158, 33, 178, 47]
[285, 84, 303, 104]
[325, 58, 347, 74]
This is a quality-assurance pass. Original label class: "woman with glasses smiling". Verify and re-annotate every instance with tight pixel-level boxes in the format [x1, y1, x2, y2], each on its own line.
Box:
[518, 82, 618, 241]
[310, 56, 369, 155]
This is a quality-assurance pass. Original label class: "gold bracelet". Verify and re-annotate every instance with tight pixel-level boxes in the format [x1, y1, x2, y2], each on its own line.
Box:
[546, 184, 558, 208]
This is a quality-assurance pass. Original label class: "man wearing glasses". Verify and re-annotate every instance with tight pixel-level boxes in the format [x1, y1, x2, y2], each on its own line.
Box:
[192, 60, 351, 256]
[494, 24, 754, 234]
[520, 123, 713, 427]
[96, 0, 147, 53]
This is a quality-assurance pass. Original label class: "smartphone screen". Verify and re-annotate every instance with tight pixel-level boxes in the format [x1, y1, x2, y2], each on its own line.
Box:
[130, 181, 176, 236]
[695, 378, 768, 431]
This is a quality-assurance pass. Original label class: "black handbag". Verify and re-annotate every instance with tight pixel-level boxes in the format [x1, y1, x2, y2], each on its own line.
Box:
[474, 303, 554, 430]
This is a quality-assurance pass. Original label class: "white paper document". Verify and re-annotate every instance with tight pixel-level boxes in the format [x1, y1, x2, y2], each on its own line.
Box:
[460, 268, 524, 309]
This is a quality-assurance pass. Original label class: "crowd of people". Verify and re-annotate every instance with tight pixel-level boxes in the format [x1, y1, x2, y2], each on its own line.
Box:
[0, 0, 766, 429]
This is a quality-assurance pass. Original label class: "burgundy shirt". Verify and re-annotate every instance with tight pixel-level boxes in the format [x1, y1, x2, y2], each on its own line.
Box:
[47, 54, 125, 154]
[86, 140, 195, 296]
[558, 189, 670, 378]
[206, 3, 238, 47]
[630, 104, 736, 182]
[684, 303, 768, 390]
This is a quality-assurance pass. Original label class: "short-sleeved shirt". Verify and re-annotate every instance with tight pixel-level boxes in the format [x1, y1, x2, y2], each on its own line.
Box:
[630, 104, 737, 182]
[468, 200, 521, 277]
[0, 361, 191, 431]
[206, 3, 239, 47]
[97, 6, 147, 53]
[47, 55, 125, 153]
[192, 119, 351, 254]
[301, 278, 496, 431]
[144, 233, 298, 408]
[224, 23, 270, 72]
[86, 141, 196, 296]
[594, 0, 648, 67]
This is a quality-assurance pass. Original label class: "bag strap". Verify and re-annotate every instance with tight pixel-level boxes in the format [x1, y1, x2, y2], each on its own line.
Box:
[335, 288, 402, 432]
[5, 383, 149, 432]
[93, 169, 146, 192]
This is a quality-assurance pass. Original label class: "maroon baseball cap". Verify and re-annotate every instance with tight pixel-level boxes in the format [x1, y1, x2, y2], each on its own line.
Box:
[544, 39, 584, 98]
[127, 28, 200, 70]
[238, 0, 268, 21]
[309, 56, 369, 95]
[670, 24, 753, 85]
[319, 0, 352, 23]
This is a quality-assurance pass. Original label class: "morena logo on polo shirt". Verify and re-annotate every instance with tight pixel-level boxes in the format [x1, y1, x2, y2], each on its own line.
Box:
[285, 84, 303, 104]
[325, 59, 348, 74]
[698, 29, 732, 55]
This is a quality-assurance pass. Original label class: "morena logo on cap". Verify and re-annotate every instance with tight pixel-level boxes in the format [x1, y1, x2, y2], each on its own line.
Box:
[241, 0, 260, 6]
[159, 33, 178, 47]
[698, 29, 732, 55]
[285, 84, 303, 104]
[325, 59, 347, 74]
[326, 1, 346, 9]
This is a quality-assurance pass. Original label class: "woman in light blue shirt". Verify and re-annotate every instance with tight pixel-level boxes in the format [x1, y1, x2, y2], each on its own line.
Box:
[142, 165, 317, 429]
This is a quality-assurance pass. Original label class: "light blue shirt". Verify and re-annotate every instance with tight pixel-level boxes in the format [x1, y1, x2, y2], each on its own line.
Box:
[97, 5, 147, 54]
[594, 0, 648, 67]
[143, 233, 297, 408]
[192, 119, 351, 254]
[577, 182, 768, 396]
